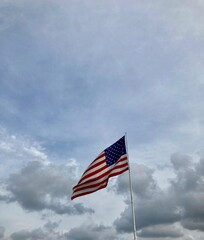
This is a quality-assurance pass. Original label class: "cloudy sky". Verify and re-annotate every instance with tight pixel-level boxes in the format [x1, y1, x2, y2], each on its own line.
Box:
[0, 0, 204, 239]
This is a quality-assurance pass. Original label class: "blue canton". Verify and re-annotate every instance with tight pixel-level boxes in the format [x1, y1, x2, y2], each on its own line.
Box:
[105, 136, 126, 167]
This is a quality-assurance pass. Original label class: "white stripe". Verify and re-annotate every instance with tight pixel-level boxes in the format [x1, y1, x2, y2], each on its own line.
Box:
[74, 172, 111, 191]
[109, 164, 128, 176]
[79, 156, 128, 185]
[72, 182, 107, 198]
[73, 162, 128, 192]
[79, 165, 111, 185]
[72, 165, 129, 197]
[82, 153, 127, 177]
[73, 164, 128, 192]
[84, 152, 105, 170]
[81, 158, 106, 179]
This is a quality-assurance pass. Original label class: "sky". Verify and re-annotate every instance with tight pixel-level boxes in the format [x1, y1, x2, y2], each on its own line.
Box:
[0, 0, 204, 239]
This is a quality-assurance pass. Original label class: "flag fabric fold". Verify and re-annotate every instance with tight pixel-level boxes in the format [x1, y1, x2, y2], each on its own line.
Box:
[71, 136, 129, 200]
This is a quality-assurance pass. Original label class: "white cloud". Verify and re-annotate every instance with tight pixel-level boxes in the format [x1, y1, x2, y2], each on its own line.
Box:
[0, 127, 49, 177]
[0, 0, 204, 239]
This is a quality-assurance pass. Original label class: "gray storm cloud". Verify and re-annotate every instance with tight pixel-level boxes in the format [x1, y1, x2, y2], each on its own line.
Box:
[0, 0, 204, 239]
[3, 161, 94, 215]
[0, 227, 5, 239]
[114, 154, 204, 238]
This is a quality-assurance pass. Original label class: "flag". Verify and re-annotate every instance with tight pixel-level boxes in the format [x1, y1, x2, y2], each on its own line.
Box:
[71, 136, 129, 200]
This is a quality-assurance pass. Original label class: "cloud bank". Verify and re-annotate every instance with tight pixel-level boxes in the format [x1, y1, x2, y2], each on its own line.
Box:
[114, 153, 204, 239]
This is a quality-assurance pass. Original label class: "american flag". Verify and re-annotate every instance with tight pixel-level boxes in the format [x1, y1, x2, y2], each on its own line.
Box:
[71, 136, 129, 200]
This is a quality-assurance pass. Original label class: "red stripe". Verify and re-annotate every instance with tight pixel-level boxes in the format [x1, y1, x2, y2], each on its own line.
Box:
[73, 162, 128, 192]
[82, 153, 105, 176]
[73, 166, 129, 192]
[74, 160, 128, 191]
[73, 168, 110, 190]
[92, 152, 105, 163]
[71, 182, 108, 200]
[78, 156, 127, 185]
[73, 158, 128, 190]
[81, 155, 127, 182]
[109, 167, 129, 178]
[71, 167, 129, 200]
[71, 151, 129, 200]
[78, 164, 107, 184]
[73, 178, 109, 192]
[82, 159, 106, 177]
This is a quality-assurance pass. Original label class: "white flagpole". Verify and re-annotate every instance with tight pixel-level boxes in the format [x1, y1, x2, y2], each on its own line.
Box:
[125, 133, 137, 240]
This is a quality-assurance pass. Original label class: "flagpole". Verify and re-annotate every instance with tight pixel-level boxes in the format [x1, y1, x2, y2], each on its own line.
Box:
[125, 133, 137, 240]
